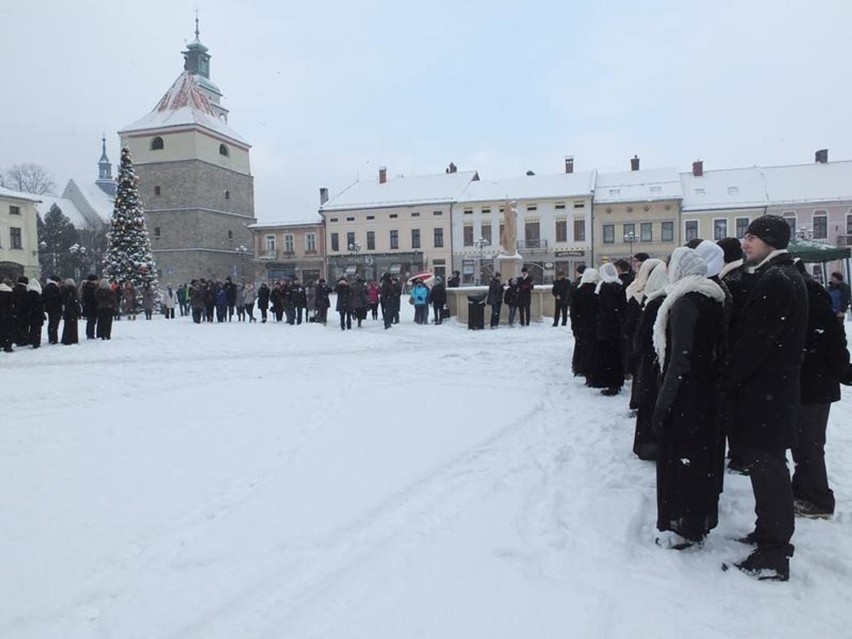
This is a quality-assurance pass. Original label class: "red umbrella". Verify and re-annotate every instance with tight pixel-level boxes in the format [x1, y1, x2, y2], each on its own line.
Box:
[407, 271, 434, 285]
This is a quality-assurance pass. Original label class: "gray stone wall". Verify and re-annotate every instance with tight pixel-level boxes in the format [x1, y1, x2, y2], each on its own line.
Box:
[137, 160, 254, 217]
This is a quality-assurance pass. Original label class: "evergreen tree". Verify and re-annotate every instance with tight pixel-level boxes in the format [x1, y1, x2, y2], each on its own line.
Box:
[102, 147, 159, 300]
[38, 204, 80, 278]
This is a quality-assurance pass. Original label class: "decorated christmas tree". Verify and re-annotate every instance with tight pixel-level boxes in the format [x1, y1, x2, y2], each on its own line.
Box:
[102, 147, 159, 300]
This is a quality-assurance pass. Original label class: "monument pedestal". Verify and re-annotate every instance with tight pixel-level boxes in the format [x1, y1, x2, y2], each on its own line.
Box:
[494, 253, 523, 281]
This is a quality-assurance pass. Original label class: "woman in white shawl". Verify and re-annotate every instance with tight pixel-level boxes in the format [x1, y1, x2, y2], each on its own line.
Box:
[570, 268, 601, 380]
[594, 263, 627, 395]
[630, 262, 668, 461]
[652, 247, 727, 549]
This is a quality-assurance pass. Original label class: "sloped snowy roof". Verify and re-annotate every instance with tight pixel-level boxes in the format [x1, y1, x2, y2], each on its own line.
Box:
[593, 167, 682, 204]
[680, 167, 769, 211]
[761, 160, 852, 205]
[456, 171, 595, 204]
[321, 171, 478, 212]
[119, 71, 249, 147]
[35, 196, 88, 229]
[0, 186, 42, 203]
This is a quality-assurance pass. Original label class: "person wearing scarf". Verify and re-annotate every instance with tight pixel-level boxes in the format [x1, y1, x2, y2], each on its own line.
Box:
[595, 263, 627, 396]
[630, 262, 668, 461]
[570, 268, 600, 381]
[652, 247, 726, 549]
[625, 258, 664, 407]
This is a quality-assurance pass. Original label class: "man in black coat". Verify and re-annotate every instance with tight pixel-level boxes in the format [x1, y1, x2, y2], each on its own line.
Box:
[792, 263, 852, 518]
[42, 275, 63, 345]
[430, 277, 447, 325]
[486, 273, 504, 328]
[516, 267, 534, 326]
[80, 274, 99, 339]
[447, 271, 460, 288]
[724, 215, 807, 581]
[13, 276, 29, 346]
[551, 270, 571, 327]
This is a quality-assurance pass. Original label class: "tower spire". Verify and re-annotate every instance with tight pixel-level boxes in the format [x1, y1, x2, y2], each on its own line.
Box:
[195, 7, 200, 41]
[96, 134, 116, 196]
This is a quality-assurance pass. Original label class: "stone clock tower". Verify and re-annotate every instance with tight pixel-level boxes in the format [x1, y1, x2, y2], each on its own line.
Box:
[118, 22, 255, 285]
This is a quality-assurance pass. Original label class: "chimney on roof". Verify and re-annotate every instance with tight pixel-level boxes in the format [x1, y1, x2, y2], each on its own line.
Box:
[630, 155, 640, 171]
[446, 162, 457, 174]
[379, 166, 387, 184]
[526, 170, 535, 176]
[692, 160, 703, 177]
[564, 156, 574, 174]
[319, 187, 329, 205]
[815, 149, 829, 164]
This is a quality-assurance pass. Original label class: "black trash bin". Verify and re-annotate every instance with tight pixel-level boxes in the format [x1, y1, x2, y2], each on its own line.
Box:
[467, 294, 486, 330]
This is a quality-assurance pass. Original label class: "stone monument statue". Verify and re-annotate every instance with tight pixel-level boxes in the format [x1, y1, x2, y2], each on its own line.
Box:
[495, 198, 523, 280]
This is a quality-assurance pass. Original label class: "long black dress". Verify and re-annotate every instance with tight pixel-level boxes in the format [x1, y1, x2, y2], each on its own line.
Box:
[631, 294, 665, 460]
[570, 282, 599, 380]
[655, 291, 724, 542]
[595, 281, 626, 392]
[61, 284, 80, 345]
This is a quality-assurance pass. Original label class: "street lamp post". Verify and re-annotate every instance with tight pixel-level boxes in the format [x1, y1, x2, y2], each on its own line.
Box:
[623, 231, 636, 258]
[348, 241, 362, 278]
[235, 245, 249, 280]
[474, 237, 490, 285]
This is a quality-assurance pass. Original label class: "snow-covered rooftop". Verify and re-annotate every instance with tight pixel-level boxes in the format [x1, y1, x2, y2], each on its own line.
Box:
[680, 167, 769, 211]
[249, 219, 323, 230]
[593, 167, 682, 204]
[456, 171, 595, 204]
[321, 171, 478, 212]
[119, 72, 249, 147]
[0, 186, 42, 203]
[761, 160, 852, 205]
[36, 195, 87, 228]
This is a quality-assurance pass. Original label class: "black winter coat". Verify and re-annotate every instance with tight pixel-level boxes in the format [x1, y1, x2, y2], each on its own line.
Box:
[503, 284, 518, 307]
[335, 282, 351, 312]
[26, 290, 44, 327]
[725, 253, 808, 450]
[43, 282, 63, 315]
[430, 283, 447, 306]
[632, 295, 665, 408]
[487, 280, 504, 306]
[62, 285, 80, 320]
[81, 280, 98, 317]
[596, 282, 626, 341]
[517, 275, 534, 303]
[800, 276, 852, 404]
[96, 287, 117, 312]
[551, 277, 571, 302]
[314, 284, 331, 310]
[257, 284, 270, 310]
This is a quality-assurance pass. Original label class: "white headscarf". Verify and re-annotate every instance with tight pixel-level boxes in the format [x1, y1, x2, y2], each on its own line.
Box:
[643, 262, 669, 303]
[579, 268, 600, 286]
[625, 258, 664, 304]
[652, 247, 726, 368]
[595, 262, 621, 294]
[693, 240, 725, 278]
[27, 279, 42, 294]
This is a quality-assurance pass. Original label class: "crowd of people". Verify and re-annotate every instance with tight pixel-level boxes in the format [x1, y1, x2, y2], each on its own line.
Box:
[567, 214, 851, 582]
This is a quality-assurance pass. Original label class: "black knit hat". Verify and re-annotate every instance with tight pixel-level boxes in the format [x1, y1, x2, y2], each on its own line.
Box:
[745, 215, 790, 249]
[716, 237, 744, 264]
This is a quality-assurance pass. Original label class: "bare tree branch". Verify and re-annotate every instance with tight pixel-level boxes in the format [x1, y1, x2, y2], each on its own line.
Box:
[2, 163, 56, 195]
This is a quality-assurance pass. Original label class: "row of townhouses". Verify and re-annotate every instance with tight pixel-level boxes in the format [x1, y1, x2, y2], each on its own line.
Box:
[252, 151, 852, 286]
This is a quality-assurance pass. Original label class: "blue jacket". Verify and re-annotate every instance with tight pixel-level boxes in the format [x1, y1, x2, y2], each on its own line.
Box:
[410, 284, 429, 305]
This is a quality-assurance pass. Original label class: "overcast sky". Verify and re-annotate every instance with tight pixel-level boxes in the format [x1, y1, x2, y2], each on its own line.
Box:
[2, 0, 851, 223]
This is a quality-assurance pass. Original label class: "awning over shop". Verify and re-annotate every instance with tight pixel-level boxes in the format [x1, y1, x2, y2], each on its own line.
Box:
[787, 237, 851, 263]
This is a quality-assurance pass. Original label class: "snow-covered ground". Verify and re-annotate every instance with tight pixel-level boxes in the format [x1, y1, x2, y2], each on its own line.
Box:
[2, 304, 851, 638]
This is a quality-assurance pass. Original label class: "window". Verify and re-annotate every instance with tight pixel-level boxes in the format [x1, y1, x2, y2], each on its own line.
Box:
[433, 227, 444, 248]
[463, 225, 474, 247]
[555, 203, 566, 210]
[305, 233, 317, 252]
[608, 189, 621, 196]
[151, 136, 164, 150]
[224, 190, 230, 200]
[411, 229, 421, 249]
[227, 230, 233, 240]
[623, 223, 635, 240]
[783, 212, 796, 233]
[154, 185, 161, 196]
[366, 231, 375, 250]
[346, 232, 355, 250]
[9, 205, 20, 215]
[481, 223, 492, 245]
[219, 144, 229, 157]
[661, 221, 674, 242]
[331, 232, 339, 252]
[602, 224, 615, 244]
[389, 230, 399, 249]
[714, 219, 728, 241]
[389, 214, 398, 219]
[736, 217, 750, 238]
[524, 221, 540, 245]
[694, 188, 706, 195]
[574, 220, 586, 242]
[464, 209, 473, 215]
[684, 220, 698, 242]
[154, 226, 161, 238]
[284, 234, 295, 253]
[265, 235, 276, 253]
[482, 208, 491, 215]
[727, 186, 739, 195]
[640, 222, 652, 242]
[366, 215, 375, 220]
[574, 201, 585, 209]
[555, 220, 567, 242]
[10, 227, 22, 249]
[330, 218, 338, 223]
[433, 210, 443, 216]
[526, 205, 537, 211]
[411, 212, 420, 217]
[346, 217, 355, 222]
[813, 212, 828, 239]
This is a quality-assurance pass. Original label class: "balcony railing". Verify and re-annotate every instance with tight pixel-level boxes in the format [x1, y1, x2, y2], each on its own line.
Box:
[516, 239, 548, 250]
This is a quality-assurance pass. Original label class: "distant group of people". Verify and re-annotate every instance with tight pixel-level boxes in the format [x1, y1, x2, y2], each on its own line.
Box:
[568, 214, 850, 583]
[0, 273, 164, 351]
